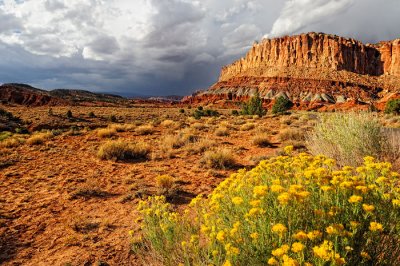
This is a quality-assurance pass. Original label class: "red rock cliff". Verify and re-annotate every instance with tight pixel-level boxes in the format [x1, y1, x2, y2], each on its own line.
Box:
[185, 33, 400, 109]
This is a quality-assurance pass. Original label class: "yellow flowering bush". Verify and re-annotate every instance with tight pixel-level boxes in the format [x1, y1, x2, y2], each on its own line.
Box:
[133, 150, 400, 265]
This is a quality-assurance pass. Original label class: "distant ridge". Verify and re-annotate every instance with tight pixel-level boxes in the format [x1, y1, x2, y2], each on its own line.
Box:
[0, 83, 126, 106]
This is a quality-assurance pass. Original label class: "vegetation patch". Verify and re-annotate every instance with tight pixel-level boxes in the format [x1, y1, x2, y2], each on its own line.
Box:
[97, 140, 150, 161]
[202, 149, 236, 169]
[241, 92, 266, 117]
[307, 112, 399, 167]
[251, 133, 272, 147]
[272, 96, 294, 114]
[133, 150, 400, 265]
[384, 99, 400, 115]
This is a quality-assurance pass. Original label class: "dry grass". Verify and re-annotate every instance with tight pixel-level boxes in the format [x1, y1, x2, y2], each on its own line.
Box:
[280, 116, 293, 125]
[278, 128, 306, 142]
[97, 127, 117, 138]
[215, 127, 230, 136]
[26, 132, 53, 145]
[97, 140, 150, 161]
[307, 112, 397, 167]
[135, 125, 155, 135]
[202, 149, 236, 169]
[0, 137, 23, 148]
[158, 129, 199, 158]
[191, 122, 206, 130]
[160, 119, 176, 127]
[186, 138, 216, 155]
[251, 133, 272, 147]
[155, 174, 175, 196]
[109, 123, 135, 132]
[240, 123, 255, 131]
[233, 119, 246, 126]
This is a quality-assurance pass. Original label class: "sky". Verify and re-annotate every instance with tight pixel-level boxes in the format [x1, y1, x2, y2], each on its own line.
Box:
[0, 0, 399, 96]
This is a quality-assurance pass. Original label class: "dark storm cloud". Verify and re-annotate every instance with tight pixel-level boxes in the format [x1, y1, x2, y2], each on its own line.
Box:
[87, 35, 120, 55]
[0, 0, 399, 96]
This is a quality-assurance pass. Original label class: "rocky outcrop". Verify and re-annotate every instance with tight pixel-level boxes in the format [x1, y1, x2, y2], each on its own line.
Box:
[184, 33, 400, 110]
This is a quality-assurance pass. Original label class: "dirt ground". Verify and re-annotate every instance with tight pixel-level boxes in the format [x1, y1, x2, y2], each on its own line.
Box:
[0, 105, 314, 265]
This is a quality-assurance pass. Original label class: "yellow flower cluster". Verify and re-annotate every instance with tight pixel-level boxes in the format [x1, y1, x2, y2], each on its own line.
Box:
[134, 151, 400, 265]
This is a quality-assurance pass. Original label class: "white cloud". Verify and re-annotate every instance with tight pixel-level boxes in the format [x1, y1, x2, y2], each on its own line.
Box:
[266, 0, 354, 38]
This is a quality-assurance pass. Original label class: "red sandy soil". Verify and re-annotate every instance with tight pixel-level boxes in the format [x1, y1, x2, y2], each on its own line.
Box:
[0, 106, 288, 265]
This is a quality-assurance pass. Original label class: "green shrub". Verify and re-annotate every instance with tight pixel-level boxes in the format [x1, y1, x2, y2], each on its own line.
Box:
[385, 99, 400, 115]
[231, 110, 239, 116]
[0, 131, 12, 141]
[272, 96, 294, 114]
[192, 109, 220, 120]
[241, 92, 266, 117]
[133, 153, 400, 265]
[307, 112, 399, 167]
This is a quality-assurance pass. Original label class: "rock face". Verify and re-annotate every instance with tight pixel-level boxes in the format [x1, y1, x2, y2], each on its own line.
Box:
[184, 33, 400, 110]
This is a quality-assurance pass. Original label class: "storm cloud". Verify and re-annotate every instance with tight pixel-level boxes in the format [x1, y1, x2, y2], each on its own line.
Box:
[0, 0, 399, 96]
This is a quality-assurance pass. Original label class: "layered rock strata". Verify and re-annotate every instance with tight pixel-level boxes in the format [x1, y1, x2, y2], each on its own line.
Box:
[184, 33, 400, 109]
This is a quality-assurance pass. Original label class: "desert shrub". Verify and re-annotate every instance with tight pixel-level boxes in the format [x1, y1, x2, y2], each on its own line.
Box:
[240, 123, 255, 131]
[215, 127, 229, 137]
[0, 131, 12, 141]
[307, 112, 398, 167]
[26, 132, 53, 145]
[97, 140, 150, 161]
[191, 122, 206, 130]
[133, 151, 400, 265]
[66, 110, 73, 118]
[160, 119, 175, 127]
[385, 99, 400, 115]
[272, 96, 294, 114]
[251, 133, 272, 147]
[155, 175, 175, 196]
[197, 106, 204, 111]
[179, 109, 185, 114]
[202, 149, 236, 169]
[241, 92, 266, 117]
[135, 125, 155, 135]
[231, 110, 239, 116]
[186, 138, 216, 155]
[97, 128, 117, 138]
[88, 111, 96, 118]
[159, 130, 198, 158]
[279, 128, 305, 142]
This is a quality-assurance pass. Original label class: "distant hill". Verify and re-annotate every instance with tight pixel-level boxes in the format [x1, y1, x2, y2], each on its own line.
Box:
[50, 89, 123, 103]
[0, 83, 127, 106]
